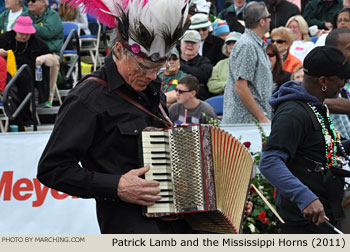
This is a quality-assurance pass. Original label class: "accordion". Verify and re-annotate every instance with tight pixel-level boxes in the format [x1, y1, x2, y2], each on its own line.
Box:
[140, 125, 254, 233]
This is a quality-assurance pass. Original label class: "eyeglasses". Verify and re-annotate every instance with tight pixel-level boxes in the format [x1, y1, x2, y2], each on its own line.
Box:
[175, 88, 192, 94]
[28, 0, 38, 3]
[271, 39, 286, 44]
[226, 41, 236, 46]
[261, 15, 271, 20]
[196, 27, 208, 32]
[267, 53, 275, 57]
[127, 51, 164, 73]
[168, 55, 178, 61]
[338, 18, 350, 23]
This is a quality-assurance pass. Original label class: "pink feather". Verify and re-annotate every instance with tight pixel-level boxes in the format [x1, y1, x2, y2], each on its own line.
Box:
[65, 0, 117, 27]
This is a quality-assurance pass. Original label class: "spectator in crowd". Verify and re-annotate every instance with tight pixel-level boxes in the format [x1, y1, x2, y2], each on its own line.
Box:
[158, 48, 188, 107]
[207, 31, 241, 95]
[267, 43, 291, 93]
[189, 13, 226, 65]
[0, 55, 6, 94]
[0, 16, 57, 127]
[267, 0, 300, 31]
[260, 45, 350, 233]
[58, 0, 90, 35]
[344, 0, 350, 8]
[0, 0, 29, 34]
[315, 8, 350, 46]
[212, 19, 230, 40]
[169, 75, 217, 125]
[179, 30, 213, 100]
[28, 0, 63, 107]
[291, 64, 304, 82]
[271, 27, 302, 74]
[217, 0, 246, 33]
[303, 0, 343, 30]
[324, 28, 350, 139]
[223, 1, 273, 124]
[48, 0, 58, 11]
[286, 15, 316, 62]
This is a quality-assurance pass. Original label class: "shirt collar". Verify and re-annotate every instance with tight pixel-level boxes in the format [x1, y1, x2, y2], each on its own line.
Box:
[245, 28, 267, 49]
[234, 3, 247, 15]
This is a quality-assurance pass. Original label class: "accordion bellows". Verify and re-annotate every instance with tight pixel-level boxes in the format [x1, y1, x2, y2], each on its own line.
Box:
[141, 125, 254, 233]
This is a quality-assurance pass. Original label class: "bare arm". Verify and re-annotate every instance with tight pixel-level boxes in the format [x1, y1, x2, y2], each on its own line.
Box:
[324, 98, 350, 115]
[235, 79, 271, 123]
[165, 90, 177, 107]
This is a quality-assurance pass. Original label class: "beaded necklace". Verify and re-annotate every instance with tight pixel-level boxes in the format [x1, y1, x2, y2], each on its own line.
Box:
[307, 103, 338, 167]
[343, 84, 350, 100]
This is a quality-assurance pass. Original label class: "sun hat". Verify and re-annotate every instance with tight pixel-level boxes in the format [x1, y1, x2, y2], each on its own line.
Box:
[181, 30, 201, 43]
[225, 32, 242, 43]
[189, 13, 212, 30]
[13, 16, 36, 34]
[303, 45, 350, 79]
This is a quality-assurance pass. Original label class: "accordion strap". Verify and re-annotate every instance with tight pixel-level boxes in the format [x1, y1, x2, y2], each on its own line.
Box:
[85, 77, 174, 128]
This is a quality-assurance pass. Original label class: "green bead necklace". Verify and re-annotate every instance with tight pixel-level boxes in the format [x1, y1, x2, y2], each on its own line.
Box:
[307, 103, 338, 167]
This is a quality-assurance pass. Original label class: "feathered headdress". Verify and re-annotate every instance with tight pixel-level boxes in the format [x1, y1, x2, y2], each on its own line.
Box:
[66, 0, 191, 62]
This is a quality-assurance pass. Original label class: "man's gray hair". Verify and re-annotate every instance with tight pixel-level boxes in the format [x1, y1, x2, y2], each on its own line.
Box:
[243, 1, 267, 29]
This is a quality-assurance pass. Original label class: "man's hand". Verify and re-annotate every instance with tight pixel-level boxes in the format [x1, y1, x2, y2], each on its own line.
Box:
[0, 49, 8, 58]
[259, 116, 271, 124]
[302, 199, 326, 226]
[244, 201, 253, 216]
[117, 165, 161, 206]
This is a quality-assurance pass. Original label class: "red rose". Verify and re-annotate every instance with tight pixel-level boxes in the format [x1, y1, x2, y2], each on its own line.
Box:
[249, 185, 256, 194]
[273, 189, 277, 198]
[262, 219, 270, 224]
[262, 141, 267, 149]
[243, 141, 251, 148]
[258, 211, 267, 221]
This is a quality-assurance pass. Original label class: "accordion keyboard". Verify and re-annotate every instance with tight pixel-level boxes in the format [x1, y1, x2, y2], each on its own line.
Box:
[142, 131, 175, 213]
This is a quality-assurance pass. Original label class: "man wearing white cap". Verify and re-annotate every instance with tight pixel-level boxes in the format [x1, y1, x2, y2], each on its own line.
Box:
[189, 13, 226, 65]
[180, 30, 213, 100]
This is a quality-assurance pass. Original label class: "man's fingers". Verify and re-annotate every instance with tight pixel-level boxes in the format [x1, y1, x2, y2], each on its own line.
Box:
[132, 165, 150, 177]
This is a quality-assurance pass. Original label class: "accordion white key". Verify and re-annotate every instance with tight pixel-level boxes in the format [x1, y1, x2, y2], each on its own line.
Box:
[141, 125, 254, 233]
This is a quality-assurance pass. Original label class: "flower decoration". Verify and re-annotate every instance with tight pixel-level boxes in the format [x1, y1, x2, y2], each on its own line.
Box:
[258, 211, 266, 221]
[243, 141, 251, 149]
[130, 44, 141, 54]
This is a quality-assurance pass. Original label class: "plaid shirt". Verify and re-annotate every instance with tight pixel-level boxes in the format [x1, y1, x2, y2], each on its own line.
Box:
[331, 82, 350, 139]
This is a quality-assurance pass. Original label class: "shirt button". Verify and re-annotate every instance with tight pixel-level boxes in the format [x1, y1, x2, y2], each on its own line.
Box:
[134, 129, 139, 134]
[153, 91, 158, 96]
[138, 96, 142, 100]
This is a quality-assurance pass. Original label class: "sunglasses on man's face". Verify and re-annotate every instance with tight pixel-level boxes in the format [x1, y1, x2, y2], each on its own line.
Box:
[28, 0, 38, 3]
[175, 88, 192, 94]
[271, 39, 286, 44]
[196, 27, 208, 32]
[168, 55, 178, 61]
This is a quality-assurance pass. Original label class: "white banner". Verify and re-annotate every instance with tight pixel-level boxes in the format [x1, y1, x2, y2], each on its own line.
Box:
[0, 124, 270, 234]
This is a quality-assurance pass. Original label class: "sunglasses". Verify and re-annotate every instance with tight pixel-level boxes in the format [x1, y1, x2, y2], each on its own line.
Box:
[196, 27, 208, 32]
[226, 41, 236, 46]
[267, 53, 275, 57]
[168, 55, 178, 61]
[338, 18, 350, 23]
[28, 0, 39, 3]
[127, 51, 163, 73]
[175, 88, 192, 94]
[271, 39, 286, 44]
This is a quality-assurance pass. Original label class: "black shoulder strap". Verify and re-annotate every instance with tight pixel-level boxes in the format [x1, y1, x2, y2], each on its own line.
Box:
[294, 100, 321, 130]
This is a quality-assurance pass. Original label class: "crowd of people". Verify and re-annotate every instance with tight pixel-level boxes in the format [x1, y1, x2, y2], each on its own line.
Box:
[0, 0, 349, 234]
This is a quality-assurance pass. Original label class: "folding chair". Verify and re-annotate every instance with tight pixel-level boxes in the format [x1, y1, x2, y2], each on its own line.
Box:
[80, 15, 102, 71]
[205, 95, 224, 116]
[0, 102, 9, 132]
[60, 22, 82, 85]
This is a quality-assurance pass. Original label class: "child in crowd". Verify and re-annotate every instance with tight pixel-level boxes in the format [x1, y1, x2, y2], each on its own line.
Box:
[169, 75, 217, 125]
